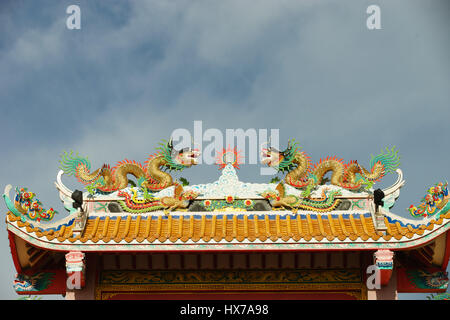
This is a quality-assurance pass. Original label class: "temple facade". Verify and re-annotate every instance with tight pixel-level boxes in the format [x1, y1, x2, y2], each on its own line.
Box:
[4, 141, 449, 299]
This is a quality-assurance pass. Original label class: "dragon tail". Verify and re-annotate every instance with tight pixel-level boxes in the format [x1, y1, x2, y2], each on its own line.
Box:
[370, 146, 401, 173]
[59, 150, 101, 185]
[364, 146, 401, 182]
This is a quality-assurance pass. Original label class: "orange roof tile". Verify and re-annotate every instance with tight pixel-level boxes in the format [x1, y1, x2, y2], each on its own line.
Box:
[7, 210, 450, 245]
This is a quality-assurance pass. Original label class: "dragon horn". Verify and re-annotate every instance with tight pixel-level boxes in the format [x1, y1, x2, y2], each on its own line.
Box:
[260, 140, 269, 151]
[282, 139, 291, 153]
[260, 134, 272, 152]
[268, 135, 273, 149]
[268, 135, 274, 150]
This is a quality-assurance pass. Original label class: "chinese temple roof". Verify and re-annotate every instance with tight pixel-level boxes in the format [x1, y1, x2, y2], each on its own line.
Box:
[4, 142, 450, 297]
[4, 144, 450, 252]
[6, 209, 450, 251]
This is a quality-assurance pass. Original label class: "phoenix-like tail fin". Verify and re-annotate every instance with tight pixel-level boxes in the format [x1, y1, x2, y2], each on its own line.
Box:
[59, 150, 102, 185]
[59, 151, 91, 176]
[369, 146, 401, 174]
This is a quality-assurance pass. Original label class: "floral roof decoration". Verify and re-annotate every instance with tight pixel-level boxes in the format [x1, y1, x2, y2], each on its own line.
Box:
[215, 146, 243, 170]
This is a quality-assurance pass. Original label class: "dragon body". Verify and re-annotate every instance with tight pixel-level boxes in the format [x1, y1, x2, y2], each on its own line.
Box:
[261, 182, 341, 212]
[118, 184, 199, 213]
[60, 140, 200, 192]
[261, 140, 400, 196]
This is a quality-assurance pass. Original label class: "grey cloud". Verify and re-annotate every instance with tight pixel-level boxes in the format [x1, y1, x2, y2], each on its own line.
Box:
[0, 0, 449, 299]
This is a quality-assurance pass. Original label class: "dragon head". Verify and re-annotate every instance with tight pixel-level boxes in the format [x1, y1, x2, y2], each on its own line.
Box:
[425, 271, 449, 288]
[13, 272, 54, 292]
[260, 147, 284, 167]
[417, 270, 449, 289]
[13, 273, 36, 291]
[164, 138, 201, 169]
[260, 190, 279, 200]
[260, 139, 298, 172]
[172, 147, 201, 167]
[181, 190, 199, 200]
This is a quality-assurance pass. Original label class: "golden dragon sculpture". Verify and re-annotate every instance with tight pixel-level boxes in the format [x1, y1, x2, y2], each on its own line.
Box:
[60, 139, 200, 192]
[261, 139, 400, 197]
[260, 182, 341, 213]
[118, 183, 199, 214]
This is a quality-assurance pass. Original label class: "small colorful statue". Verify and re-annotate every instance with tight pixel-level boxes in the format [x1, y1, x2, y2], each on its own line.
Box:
[9, 187, 57, 222]
[408, 182, 449, 218]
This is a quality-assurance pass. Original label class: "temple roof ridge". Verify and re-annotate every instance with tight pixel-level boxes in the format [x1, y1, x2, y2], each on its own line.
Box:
[380, 203, 450, 227]
[5, 209, 450, 250]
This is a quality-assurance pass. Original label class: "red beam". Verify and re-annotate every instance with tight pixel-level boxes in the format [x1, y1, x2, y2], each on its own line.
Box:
[7, 231, 22, 274]
[442, 230, 450, 270]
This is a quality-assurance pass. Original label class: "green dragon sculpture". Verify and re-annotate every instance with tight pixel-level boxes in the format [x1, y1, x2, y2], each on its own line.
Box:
[261, 139, 400, 197]
[118, 184, 199, 213]
[260, 182, 341, 213]
[59, 139, 200, 193]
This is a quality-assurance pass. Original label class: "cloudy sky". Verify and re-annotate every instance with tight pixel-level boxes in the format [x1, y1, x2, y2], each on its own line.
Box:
[0, 0, 448, 300]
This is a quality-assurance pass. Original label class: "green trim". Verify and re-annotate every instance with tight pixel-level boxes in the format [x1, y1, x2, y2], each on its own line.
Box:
[3, 193, 23, 219]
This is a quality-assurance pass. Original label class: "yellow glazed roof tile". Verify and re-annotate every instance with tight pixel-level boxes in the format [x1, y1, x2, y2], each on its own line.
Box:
[6, 210, 450, 245]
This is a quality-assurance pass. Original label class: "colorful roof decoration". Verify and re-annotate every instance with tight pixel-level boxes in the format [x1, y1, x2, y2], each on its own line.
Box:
[261, 141, 400, 197]
[5, 208, 450, 250]
[215, 146, 243, 170]
[3, 142, 448, 250]
[408, 182, 449, 218]
[3, 139, 450, 298]
[59, 139, 200, 193]
[3, 186, 57, 222]
[8, 212, 450, 249]
[428, 293, 450, 300]
[13, 272, 55, 292]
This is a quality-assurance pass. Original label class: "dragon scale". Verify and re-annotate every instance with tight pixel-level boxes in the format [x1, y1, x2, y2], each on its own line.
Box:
[142, 156, 174, 190]
[262, 141, 400, 194]
[60, 140, 199, 192]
